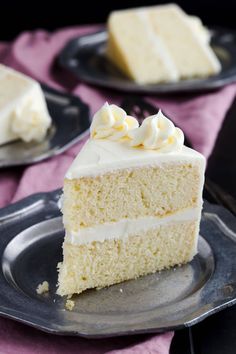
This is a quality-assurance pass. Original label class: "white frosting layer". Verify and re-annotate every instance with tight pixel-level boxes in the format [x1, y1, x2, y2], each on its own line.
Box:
[129, 110, 184, 152]
[137, 10, 179, 81]
[0, 64, 51, 145]
[11, 83, 51, 143]
[65, 207, 201, 245]
[65, 138, 205, 179]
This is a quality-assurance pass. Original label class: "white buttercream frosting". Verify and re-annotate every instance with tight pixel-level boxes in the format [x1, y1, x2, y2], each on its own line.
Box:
[136, 10, 179, 82]
[66, 139, 205, 179]
[0, 64, 51, 144]
[90, 104, 184, 152]
[65, 207, 201, 245]
[11, 94, 51, 142]
[129, 110, 184, 152]
[90, 102, 138, 141]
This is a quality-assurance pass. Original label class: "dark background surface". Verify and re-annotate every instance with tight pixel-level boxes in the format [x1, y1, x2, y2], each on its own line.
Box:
[1, 0, 236, 40]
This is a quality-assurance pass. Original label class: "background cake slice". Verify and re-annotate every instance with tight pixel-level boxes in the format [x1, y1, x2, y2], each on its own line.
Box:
[107, 4, 221, 84]
[0, 64, 51, 145]
[57, 103, 205, 296]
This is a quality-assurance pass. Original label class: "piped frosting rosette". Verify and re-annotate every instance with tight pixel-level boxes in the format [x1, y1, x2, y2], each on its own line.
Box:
[128, 110, 184, 152]
[90, 103, 184, 153]
[90, 102, 138, 141]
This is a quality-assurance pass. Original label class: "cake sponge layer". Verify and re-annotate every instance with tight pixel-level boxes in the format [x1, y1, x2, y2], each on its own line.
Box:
[57, 219, 198, 296]
[63, 163, 201, 231]
[107, 9, 177, 83]
[148, 6, 220, 78]
[107, 5, 220, 84]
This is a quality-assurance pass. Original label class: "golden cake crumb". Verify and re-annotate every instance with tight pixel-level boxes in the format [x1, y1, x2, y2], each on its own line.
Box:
[65, 299, 75, 311]
[36, 281, 49, 294]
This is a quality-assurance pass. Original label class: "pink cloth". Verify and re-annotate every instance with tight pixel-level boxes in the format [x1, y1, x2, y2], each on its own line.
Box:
[0, 25, 235, 353]
[0, 317, 174, 354]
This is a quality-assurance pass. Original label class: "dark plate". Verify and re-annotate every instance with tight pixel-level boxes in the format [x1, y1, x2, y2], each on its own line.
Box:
[0, 190, 236, 338]
[58, 28, 236, 94]
[0, 85, 90, 168]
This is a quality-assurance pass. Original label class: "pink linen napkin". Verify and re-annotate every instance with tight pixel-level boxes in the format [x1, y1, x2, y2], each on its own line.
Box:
[0, 25, 236, 353]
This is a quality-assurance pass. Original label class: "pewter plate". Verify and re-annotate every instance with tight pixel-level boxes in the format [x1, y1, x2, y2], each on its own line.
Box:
[0, 190, 236, 338]
[0, 85, 90, 168]
[58, 28, 236, 94]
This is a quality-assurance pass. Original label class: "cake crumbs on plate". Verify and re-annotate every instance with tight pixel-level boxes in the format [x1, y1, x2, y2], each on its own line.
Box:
[36, 281, 49, 295]
[65, 299, 75, 311]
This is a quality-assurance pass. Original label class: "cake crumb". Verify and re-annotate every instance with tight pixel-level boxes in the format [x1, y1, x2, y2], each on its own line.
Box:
[96, 286, 104, 291]
[119, 288, 123, 293]
[36, 281, 49, 295]
[65, 299, 75, 311]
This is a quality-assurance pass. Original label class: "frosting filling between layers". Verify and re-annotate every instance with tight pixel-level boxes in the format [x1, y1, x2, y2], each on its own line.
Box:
[136, 10, 179, 81]
[65, 207, 201, 245]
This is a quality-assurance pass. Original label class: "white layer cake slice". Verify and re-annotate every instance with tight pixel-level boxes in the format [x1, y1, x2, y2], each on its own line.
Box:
[0, 64, 51, 145]
[57, 103, 205, 296]
[107, 4, 221, 84]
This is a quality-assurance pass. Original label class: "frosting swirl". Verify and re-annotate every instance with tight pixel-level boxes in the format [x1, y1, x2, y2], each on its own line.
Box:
[129, 110, 184, 152]
[11, 104, 51, 142]
[90, 102, 138, 141]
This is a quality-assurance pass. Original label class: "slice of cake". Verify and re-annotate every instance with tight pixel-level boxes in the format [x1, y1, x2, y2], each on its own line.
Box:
[0, 64, 51, 145]
[57, 103, 205, 296]
[107, 4, 221, 84]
